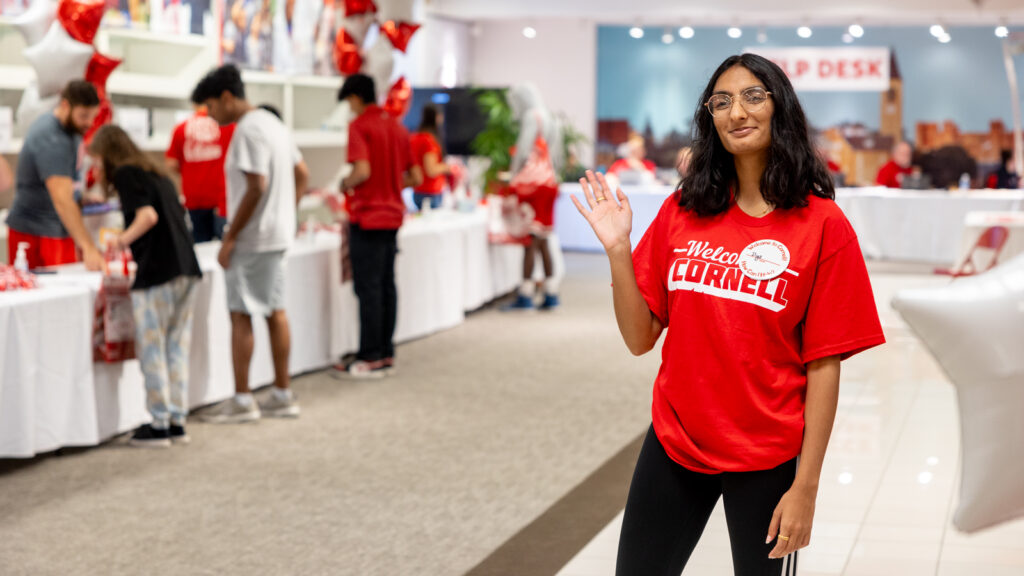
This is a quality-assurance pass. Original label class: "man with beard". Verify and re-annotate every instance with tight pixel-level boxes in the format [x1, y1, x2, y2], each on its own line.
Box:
[6, 80, 104, 270]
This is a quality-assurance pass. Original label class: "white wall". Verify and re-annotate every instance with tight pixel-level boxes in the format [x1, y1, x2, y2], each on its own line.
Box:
[468, 19, 597, 165]
[400, 16, 474, 89]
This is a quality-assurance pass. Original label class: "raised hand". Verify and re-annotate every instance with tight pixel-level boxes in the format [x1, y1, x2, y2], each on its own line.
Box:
[570, 170, 634, 254]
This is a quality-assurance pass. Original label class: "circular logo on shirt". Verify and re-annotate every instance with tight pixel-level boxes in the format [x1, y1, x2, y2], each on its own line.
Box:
[738, 240, 791, 281]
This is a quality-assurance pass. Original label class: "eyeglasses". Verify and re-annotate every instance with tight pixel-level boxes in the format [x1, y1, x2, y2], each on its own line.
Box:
[705, 87, 772, 117]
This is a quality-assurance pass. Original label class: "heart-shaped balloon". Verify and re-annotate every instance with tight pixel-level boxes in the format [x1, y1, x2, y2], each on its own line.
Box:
[361, 34, 394, 102]
[85, 52, 122, 101]
[380, 20, 420, 53]
[23, 22, 94, 98]
[57, 0, 105, 45]
[12, 0, 57, 46]
[343, 0, 376, 16]
[333, 29, 363, 76]
[84, 98, 112, 144]
[383, 76, 411, 119]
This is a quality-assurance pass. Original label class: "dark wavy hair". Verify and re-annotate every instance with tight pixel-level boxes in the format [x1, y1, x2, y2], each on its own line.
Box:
[679, 54, 834, 217]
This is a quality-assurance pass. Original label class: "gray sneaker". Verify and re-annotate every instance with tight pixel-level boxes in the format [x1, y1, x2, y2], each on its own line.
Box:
[200, 397, 261, 424]
[258, 391, 301, 418]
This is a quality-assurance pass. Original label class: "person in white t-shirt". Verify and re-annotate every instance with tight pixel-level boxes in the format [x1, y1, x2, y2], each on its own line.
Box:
[191, 65, 310, 423]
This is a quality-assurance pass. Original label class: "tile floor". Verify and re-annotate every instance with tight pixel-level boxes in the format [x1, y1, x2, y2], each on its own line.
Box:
[556, 268, 1024, 576]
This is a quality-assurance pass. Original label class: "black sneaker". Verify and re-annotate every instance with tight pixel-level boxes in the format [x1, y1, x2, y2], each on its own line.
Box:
[129, 425, 171, 448]
[169, 424, 191, 445]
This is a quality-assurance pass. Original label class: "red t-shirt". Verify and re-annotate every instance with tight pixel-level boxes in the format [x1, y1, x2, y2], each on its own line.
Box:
[632, 192, 885, 474]
[608, 158, 657, 175]
[347, 105, 414, 230]
[875, 161, 911, 188]
[410, 132, 445, 195]
[166, 112, 235, 215]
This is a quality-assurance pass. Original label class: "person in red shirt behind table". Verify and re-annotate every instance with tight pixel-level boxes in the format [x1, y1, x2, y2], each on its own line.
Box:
[572, 54, 885, 575]
[409, 105, 450, 211]
[607, 133, 658, 181]
[875, 141, 913, 188]
[334, 74, 423, 379]
[165, 102, 236, 243]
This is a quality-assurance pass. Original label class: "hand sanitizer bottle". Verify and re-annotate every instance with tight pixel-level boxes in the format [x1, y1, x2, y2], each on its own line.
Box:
[13, 242, 30, 273]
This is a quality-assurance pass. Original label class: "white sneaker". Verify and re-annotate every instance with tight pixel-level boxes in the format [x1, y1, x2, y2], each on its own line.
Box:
[200, 397, 261, 424]
[258, 391, 301, 418]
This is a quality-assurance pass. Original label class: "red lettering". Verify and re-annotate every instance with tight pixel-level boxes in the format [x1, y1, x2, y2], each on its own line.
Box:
[704, 263, 727, 288]
[796, 60, 809, 77]
[722, 268, 744, 291]
[867, 59, 882, 77]
[684, 260, 707, 283]
[818, 59, 833, 78]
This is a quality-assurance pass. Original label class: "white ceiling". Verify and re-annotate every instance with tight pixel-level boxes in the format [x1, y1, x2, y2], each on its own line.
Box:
[425, 0, 1024, 26]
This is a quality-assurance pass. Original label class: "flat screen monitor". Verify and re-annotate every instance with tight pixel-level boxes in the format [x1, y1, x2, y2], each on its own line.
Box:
[402, 87, 505, 156]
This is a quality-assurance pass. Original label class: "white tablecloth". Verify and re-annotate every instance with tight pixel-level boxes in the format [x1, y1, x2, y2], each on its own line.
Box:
[555, 183, 673, 252]
[0, 209, 524, 458]
[554, 184, 1024, 265]
[834, 188, 1024, 265]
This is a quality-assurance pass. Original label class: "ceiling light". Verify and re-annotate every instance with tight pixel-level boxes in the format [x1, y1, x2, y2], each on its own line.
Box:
[522, 26, 537, 39]
[798, 26, 813, 39]
[842, 33, 854, 43]
[727, 27, 742, 39]
[629, 26, 644, 39]
[849, 24, 864, 38]
[996, 26, 1009, 38]
[930, 24, 945, 38]
[678, 26, 695, 39]
[939, 33, 951, 43]
[662, 31, 674, 44]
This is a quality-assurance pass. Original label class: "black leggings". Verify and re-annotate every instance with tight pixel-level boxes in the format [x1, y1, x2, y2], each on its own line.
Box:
[616, 426, 799, 576]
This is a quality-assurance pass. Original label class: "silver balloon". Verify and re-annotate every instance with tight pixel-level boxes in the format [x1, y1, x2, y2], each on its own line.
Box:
[376, 0, 415, 24]
[892, 252, 1024, 533]
[12, 0, 57, 47]
[362, 34, 394, 105]
[23, 22, 94, 98]
[15, 81, 60, 137]
[342, 12, 376, 49]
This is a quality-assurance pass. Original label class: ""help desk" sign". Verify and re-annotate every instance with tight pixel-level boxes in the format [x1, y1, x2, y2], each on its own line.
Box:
[744, 47, 891, 92]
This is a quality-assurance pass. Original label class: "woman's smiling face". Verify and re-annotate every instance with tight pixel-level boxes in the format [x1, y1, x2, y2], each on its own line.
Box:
[710, 65, 774, 158]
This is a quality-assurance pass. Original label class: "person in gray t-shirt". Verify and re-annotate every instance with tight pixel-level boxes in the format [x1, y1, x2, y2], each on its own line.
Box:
[6, 80, 104, 270]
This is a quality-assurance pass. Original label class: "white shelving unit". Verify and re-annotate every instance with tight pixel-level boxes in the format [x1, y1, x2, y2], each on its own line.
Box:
[0, 23, 348, 188]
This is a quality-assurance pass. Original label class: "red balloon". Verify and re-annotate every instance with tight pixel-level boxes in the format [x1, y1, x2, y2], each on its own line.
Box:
[85, 52, 121, 101]
[333, 29, 363, 76]
[57, 0, 105, 45]
[381, 21, 420, 53]
[344, 0, 376, 16]
[384, 77, 411, 120]
[84, 99, 112, 145]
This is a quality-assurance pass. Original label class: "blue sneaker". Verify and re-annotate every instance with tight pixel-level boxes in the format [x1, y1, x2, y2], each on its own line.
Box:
[502, 294, 535, 311]
[539, 294, 560, 310]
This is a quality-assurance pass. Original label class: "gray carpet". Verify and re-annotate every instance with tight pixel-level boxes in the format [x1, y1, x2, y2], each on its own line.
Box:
[0, 253, 661, 576]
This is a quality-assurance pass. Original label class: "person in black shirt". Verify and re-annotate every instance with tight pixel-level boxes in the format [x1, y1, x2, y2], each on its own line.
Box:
[88, 125, 203, 448]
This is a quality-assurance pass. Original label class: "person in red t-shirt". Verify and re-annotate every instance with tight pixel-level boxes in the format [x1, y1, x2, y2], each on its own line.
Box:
[334, 74, 423, 378]
[606, 133, 658, 182]
[572, 54, 885, 575]
[875, 141, 913, 188]
[409, 105, 450, 211]
[165, 103, 236, 243]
